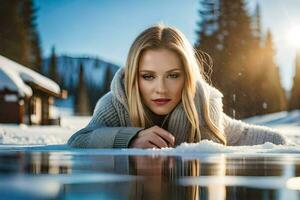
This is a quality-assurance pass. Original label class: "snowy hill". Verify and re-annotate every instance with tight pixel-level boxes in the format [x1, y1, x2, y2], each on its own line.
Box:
[43, 55, 120, 91]
[42, 55, 120, 112]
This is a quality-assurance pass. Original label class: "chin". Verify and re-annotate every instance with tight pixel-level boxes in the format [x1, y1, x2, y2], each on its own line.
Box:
[151, 108, 171, 115]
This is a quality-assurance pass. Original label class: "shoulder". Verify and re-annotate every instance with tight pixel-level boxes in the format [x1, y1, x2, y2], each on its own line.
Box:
[196, 81, 223, 110]
[207, 84, 223, 101]
[89, 92, 118, 125]
[207, 84, 224, 114]
[93, 92, 115, 115]
[205, 84, 225, 130]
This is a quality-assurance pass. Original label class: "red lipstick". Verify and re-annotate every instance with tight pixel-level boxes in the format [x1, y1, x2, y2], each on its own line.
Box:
[152, 98, 171, 106]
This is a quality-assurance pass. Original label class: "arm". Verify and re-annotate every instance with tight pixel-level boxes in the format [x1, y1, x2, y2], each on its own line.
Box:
[67, 93, 143, 148]
[223, 113, 288, 146]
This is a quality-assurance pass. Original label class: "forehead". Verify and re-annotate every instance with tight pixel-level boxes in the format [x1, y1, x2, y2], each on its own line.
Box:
[139, 48, 183, 72]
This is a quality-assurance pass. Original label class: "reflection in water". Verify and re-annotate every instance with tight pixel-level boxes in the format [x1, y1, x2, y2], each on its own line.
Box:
[287, 177, 300, 190]
[0, 151, 72, 174]
[0, 151, 300, 199]
[129, 155, 201, 200]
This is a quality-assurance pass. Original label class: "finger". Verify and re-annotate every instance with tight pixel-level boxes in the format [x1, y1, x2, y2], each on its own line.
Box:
[152, 126, 175, 146]
[145, 142, 158, 149]
[148, 133, 168, 148]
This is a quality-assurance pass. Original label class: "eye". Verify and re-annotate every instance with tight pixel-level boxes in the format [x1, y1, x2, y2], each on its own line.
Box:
[141, 74, 155, 80]
[168, 73, 179, 79]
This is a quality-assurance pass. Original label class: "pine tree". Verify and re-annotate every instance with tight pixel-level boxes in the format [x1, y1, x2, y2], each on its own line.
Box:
[87, 59, 100, 114]
[75, 62, 90, 115]
[31, 31, 43, 72]
[195, 0, 219, 82]
[203, 0, 255, 118]
[103, 66, 113, 94]
[0, 0, 27, 65]
[48, 46, 60, 83]
[252, 3, 262, 48]
[0, 0, 42, 70]
[256, 30, 287, 114]
[247, 3, 264, 116]
[24, 0, 42, 72]
[289, 52, 300, 110]
[195, 0, 285, 118]
[20, 0, 43, 71]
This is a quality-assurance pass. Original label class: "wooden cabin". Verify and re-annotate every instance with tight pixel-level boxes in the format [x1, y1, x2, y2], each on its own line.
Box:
[0, 55, 67, 125]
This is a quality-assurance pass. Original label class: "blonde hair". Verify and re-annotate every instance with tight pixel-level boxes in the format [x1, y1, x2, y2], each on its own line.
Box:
[124, 24, 226, 145]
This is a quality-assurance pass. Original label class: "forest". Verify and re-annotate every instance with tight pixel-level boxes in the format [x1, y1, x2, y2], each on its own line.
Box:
[1, 0, 299, 118]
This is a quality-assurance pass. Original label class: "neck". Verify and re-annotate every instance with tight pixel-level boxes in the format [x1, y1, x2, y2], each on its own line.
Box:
[144, 106, 171, 128]
[144, 105, 168, 117]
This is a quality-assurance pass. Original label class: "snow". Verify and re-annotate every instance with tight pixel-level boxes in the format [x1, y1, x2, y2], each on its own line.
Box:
[244, 110, 300, 126]
[0, 55, 60, 97]
[0, 116, 90, 145]
[0, 110, 299, 154]
[0, 61, 32, 97]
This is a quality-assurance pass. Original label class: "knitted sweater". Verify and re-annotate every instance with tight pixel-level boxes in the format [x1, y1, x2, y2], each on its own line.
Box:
[68, 68, 287, 148]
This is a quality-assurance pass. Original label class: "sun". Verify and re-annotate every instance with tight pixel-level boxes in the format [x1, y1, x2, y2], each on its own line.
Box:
[285, 26, 300, 49]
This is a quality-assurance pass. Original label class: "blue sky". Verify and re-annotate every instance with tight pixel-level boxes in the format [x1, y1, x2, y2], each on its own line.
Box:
[35, 0, 300, 91]
[35, 0, 198, 64]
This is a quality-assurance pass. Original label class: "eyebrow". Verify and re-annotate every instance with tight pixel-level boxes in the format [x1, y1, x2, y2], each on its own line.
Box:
[139, 68, 182, 73]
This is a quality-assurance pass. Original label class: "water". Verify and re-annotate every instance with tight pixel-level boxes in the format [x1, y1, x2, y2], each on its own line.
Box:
[0, 149, 300, 200]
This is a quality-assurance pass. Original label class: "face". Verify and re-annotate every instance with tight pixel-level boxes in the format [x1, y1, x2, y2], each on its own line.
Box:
[138, 48, 185, 115]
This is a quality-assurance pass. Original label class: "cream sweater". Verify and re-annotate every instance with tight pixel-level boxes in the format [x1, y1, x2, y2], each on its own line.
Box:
[68, 68, 287, 148]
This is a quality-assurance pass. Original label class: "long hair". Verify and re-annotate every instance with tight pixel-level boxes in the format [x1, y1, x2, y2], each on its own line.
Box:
[124, 24, 226, 145]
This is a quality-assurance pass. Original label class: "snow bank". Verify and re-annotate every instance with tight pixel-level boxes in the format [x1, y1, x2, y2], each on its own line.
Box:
[0, 111, 299, 154]
[0, 116, 90, 145]
[113, 140, 300, 155]
[2, 139, 300, 155]
[170, 140, 300, 154]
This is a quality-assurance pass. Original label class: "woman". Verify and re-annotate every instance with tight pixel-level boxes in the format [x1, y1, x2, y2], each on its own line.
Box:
[68, 24, 287, 148]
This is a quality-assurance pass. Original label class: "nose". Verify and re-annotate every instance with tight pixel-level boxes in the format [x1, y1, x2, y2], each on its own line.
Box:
[155, 77, 167, 94]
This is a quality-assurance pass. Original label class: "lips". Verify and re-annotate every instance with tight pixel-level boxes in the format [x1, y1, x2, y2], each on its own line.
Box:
[152, 98, 171, 106]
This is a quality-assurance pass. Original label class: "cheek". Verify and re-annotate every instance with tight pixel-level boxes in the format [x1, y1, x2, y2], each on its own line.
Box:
[172, 79, 185, 97]
[138, 80, 151, 99]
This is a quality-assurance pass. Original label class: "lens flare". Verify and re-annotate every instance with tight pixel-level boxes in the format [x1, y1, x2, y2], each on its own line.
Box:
[285, 26, 300, 49]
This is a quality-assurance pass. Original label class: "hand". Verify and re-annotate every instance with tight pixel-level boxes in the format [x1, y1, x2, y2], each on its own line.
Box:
[129, 126, 175, 149]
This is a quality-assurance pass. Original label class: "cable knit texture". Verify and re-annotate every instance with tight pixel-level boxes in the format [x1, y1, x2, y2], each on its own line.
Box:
[68, 68, 287, 148]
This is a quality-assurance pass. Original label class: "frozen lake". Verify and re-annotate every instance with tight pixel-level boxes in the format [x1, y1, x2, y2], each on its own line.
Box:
[0, 147, 300, 200]
[0, 110, 299, 199]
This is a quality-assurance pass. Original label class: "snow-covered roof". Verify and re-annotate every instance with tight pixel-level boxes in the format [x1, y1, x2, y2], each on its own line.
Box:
[0, 55, 61, 97]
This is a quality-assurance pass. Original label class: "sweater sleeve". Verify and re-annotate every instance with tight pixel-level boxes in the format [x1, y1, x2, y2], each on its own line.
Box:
[222, 113, 288, 146]
[67, 93, 143, 148]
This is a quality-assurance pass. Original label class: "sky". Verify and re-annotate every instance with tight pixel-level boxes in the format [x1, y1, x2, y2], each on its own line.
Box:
[35, 0, 300, 91]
